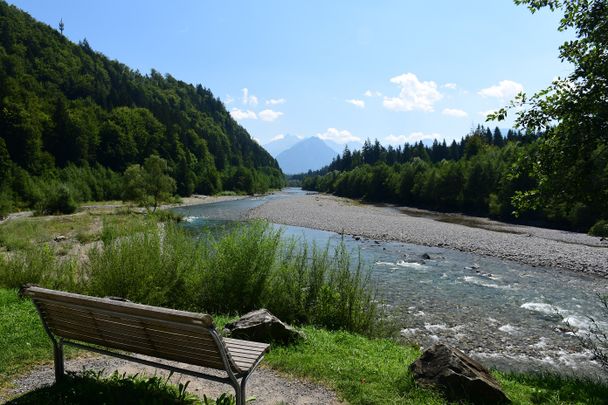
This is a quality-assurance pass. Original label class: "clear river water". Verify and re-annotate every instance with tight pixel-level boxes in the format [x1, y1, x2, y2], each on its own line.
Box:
[172, 188, 608, 378]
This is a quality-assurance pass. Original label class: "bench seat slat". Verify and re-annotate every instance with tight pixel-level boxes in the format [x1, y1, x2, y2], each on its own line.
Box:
[45, 318, 226, 362]
[26, 287, 213, 327]
[224, 339, 269, 371]
[47, 322, 224, 361]
[36, 299, 211, 334]
[53, 328, 229, 370]
[224, 347, 266, 359]
[227, 357, 261, 369]
[41, 304, 268, 373]
[224, 337, 270, 350]
[39, 303, 216, 343]
[40, 309, 218, 349]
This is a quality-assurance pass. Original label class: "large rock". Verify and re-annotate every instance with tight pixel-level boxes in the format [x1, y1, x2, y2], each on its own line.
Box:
[409, 344, 510, 404]
[223, 309, 305, 345]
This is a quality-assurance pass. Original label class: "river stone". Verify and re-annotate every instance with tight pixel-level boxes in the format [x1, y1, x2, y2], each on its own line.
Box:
[223, 309, 305, 345]
[409, 344, 510, 404]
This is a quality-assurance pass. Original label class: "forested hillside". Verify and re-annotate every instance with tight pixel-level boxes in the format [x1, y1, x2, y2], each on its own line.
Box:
[0, 1, 283, 215]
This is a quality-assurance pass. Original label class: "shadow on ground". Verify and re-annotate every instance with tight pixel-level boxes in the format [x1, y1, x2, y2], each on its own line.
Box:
[6, 370, 211, 405]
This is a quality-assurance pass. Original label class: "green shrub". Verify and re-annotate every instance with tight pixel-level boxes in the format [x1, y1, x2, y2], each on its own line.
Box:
[35, 184, 79, 215]
[86, 226, 192, 309]
[0, 189, 13, 219]
[151, 209, 184, 223]
[2, 217, 381, 335]
[197, 221, 280, 314]
[100, 212, 155, 244]
[266, 239, 380, 334]
[82, 220, 382, 335]
[589, 219, 608, 237]
[0, 246, 77, 290]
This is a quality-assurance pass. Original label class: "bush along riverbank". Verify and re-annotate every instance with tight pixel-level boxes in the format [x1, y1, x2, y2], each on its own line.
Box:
[1, 211, 608, 404]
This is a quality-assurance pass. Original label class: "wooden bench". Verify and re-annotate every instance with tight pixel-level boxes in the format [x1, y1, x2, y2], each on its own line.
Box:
[22, 286, 270, 405]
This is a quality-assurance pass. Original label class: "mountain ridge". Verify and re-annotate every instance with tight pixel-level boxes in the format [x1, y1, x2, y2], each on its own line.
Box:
[0, 0, 283, 204]
[276, 137, 338, 174]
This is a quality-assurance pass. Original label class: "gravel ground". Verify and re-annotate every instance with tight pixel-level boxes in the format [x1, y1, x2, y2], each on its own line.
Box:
[247, 194, 608, 277]
[3, 356, 341, 404]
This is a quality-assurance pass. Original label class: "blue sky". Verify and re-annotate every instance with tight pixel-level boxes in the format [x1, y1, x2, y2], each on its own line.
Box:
[10, 0, 572, 147]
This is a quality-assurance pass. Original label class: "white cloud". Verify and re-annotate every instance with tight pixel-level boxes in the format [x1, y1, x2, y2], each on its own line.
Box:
[384, 132, 441, 145]
[225, 95, 234, 105]
[478, 80, 524, 99]
[444, 83, 457, 90]
[317, 128, 362, 144]
[364, 90, 382, 97]
[442, 108, 468, 118]
[346, 99, 365, 108]
[266, 98, 286, 105]
[259, 109, 284, 122]
[383, 73, 443, 112]
[269, 134, 285, 142]
[253, 137, 261, 144]
[241, 88, 259, 106]
[230, 108, 257, 120]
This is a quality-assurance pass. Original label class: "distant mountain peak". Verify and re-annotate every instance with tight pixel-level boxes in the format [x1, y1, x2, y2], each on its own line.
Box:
[276, 137, 338, 174]
[263, 134, 302, 157]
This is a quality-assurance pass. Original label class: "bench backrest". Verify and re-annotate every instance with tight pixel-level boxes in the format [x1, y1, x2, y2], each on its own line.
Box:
[24, 286, 241, 372]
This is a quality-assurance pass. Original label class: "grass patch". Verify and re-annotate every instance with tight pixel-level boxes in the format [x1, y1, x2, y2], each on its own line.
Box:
[0, 246, 78, 290]
[6, 370, 202, 405]
[0, 213, 97, 251]
[0, 208, 175, 255]
[214, 191, 240, 197]
[266, 326, 444, 404]
[497, 371, 608, 404]
[99, 210, 157, 244]
[80, 200, 124, 207]
[0, 289, 53, 389]
[267, 327, 608, 405]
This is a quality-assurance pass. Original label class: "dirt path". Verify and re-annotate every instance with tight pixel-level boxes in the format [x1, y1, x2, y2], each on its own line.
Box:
[3, 356, 341, 404]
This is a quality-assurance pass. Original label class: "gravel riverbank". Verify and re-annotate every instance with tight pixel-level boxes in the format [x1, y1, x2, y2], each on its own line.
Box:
[247, 194, 608, 277]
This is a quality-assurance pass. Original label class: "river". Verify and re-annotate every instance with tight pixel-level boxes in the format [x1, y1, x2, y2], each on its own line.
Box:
[172, 188, 608, 378]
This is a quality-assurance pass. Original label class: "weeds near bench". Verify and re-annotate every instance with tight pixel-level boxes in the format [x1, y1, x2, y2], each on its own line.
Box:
[0, 219, 383, 335]
[7, 370, 202, 404]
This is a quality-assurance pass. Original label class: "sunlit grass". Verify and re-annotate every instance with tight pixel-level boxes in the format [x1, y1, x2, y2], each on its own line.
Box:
[0, 289, 52, 390]
[267, 326, 444, 404]
[0, 213, 97, 251]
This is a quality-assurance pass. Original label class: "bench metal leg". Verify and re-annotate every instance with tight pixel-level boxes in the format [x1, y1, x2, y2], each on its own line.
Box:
[237, 377, 248, 405]
[53, 339, 64, 382]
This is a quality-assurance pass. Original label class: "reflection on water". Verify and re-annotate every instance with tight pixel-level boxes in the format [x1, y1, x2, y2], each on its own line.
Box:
[174, 191, 608, 377]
